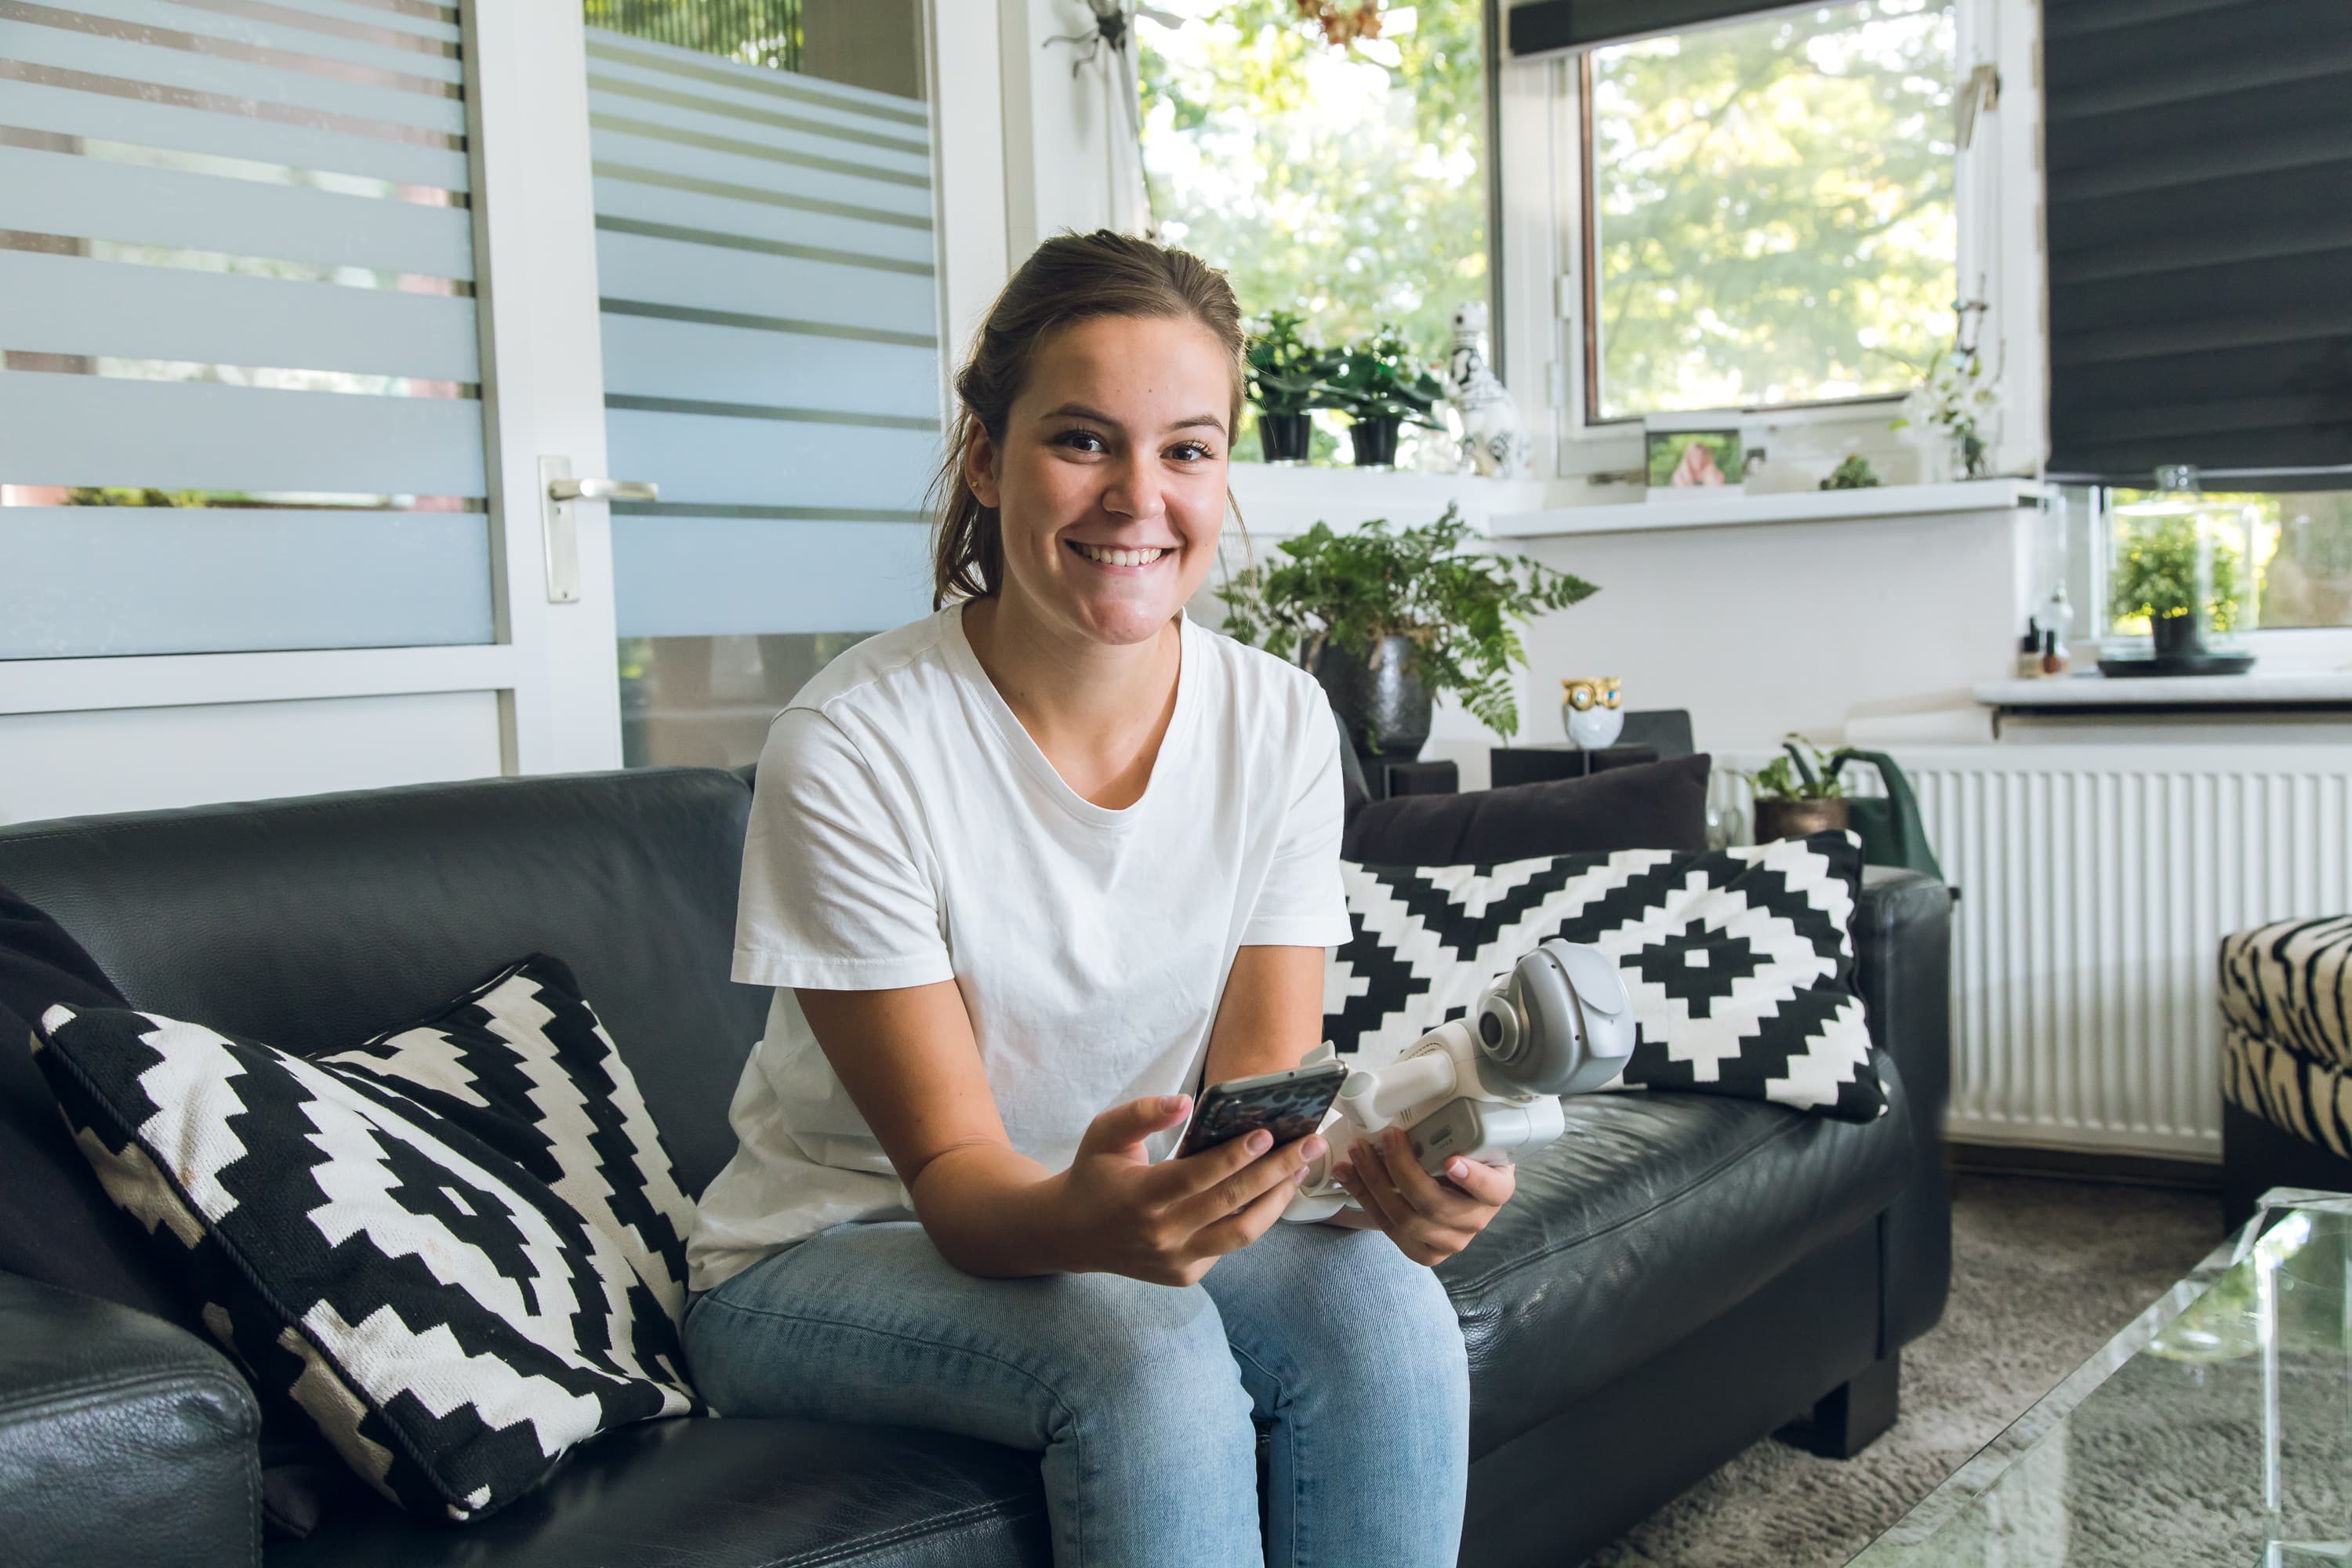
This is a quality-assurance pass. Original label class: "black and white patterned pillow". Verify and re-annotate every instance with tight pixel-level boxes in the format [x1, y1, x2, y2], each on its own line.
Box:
[31, 962, 703, 1523]
[1327, 830, 1886, 1120]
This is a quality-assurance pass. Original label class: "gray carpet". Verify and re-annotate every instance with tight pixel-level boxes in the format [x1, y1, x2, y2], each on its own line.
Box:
[1581, 1172, 2224, 1568]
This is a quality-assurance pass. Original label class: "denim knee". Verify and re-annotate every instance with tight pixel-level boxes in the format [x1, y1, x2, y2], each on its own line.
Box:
[1021, 1272, 1255, 1433]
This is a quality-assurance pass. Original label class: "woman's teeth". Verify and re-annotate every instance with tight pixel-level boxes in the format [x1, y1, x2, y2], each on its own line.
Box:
[1070, 542, 1167, 568]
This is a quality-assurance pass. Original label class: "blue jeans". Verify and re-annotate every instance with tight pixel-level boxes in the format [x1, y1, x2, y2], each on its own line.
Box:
[684, 1218, 1470, 1568]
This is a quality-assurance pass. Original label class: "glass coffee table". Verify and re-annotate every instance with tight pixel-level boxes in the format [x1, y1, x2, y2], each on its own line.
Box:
[1849, 1189, 2352, 1568]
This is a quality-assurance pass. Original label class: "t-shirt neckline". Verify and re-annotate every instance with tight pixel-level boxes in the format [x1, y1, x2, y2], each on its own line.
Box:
[944, 600, 1200, 832]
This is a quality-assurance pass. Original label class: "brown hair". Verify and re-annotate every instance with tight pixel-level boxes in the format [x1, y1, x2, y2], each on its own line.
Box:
[930, 229, 1247, 608]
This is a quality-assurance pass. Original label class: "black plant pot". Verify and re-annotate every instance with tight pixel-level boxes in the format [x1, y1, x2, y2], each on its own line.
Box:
[2151, 611, 2208, 658]
[1311, 635, 1432, 760]
[1350, 417, 1401, 469]
[1258, 412, 1312, 466]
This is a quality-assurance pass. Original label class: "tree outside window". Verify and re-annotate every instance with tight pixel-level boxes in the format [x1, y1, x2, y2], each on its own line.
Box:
[1587, 0, 1957, 420]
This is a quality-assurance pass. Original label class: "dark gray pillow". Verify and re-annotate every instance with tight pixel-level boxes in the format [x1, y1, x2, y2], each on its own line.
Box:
[1341, 752, 1711, 866]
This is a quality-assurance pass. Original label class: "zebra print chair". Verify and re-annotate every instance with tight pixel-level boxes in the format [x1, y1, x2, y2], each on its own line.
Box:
[2221, 916, 2352, 1225]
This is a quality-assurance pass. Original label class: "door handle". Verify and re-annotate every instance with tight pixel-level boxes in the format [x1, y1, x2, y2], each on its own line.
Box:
[547, 477, 659, 503]
[537, 457, 659, 604]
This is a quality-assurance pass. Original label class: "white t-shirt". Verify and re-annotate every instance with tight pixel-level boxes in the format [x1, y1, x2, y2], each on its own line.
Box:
[687, 601, 1352, 1291]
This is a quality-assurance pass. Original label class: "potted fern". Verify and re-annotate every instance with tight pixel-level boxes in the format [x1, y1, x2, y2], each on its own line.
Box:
[1216, 504, 1598, 757]
[1747, 735, 1849, 841]
[1324, 324, 1449, 469]
[1246, 310, 1337, 466]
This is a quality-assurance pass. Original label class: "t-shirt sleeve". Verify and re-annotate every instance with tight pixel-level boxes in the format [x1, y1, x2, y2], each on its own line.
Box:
[1239, 687, 1356, 948]
[732, 706, 956, 991]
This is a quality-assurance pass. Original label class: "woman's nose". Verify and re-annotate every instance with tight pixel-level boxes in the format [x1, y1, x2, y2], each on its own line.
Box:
[1101, 453, 1165, 521]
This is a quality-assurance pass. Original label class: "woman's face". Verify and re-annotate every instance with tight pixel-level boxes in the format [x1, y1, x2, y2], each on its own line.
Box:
[966, 314, 1232, 650]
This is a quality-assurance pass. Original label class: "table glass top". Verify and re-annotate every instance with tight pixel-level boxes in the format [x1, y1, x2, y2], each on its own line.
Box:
[1849, 1189, 2352, 1568]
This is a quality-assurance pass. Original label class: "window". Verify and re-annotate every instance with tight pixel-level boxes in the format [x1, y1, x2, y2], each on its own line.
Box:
[1583, 0, 1957, 421]
[2083, 488, 2352, 638]
[1138, 1, 1490, 460]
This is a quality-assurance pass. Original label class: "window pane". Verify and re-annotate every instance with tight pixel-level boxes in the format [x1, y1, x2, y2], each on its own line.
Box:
[2100, 489, 2352, 635]
[1589, 0, 1956, 419]
[1139, 0, 1488, 425]
[621, 633, 870, 768]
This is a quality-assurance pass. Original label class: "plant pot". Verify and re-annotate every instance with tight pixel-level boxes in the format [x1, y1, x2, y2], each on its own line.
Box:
[1754, 797, 1851, 842]
[1310, 634, 1431, 760]
[1257, 412, 1312, 466]
[1350, 417, 1401, 470]
[2150, 610, 2208, 658]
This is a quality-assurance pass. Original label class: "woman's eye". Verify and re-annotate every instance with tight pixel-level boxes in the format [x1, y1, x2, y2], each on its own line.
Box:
[1167, 441, 1214, 463]
[1055, 429, 1106, 453]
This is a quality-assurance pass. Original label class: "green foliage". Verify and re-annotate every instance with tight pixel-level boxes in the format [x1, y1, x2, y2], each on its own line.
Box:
[1245, 310, 1341, 416]
[63, 488, 206, 506]
[2110, 511, 2244, 632]
[1322, 323, 1447, 426]
[1138, 0, 1489, 354]
[583, 0, 800, 69]
[1747, 734, 1847, 802]
[1588, 0, 1956, 416]
[1215, 503, 1598, 739]
[1820, 455, 1881, 489]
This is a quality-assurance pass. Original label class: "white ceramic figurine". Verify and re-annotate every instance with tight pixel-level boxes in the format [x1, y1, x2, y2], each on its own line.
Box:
[1445, 302, 1532, 481]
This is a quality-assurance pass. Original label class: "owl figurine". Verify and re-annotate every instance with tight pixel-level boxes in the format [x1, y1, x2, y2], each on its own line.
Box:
[1561, 677, 1624, 751]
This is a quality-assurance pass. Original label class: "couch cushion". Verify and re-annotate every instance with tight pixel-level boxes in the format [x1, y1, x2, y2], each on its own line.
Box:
[269, 1417, 1050, 1568]
[1439, 1051, 1915, 1460]
[2221, 916, 2352, 1072]
[0, 768, 768, 1196]
[1341, 752, 1711, 864]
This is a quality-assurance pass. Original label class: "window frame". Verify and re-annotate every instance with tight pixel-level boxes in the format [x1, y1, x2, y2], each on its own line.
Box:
[1502, 0, 2042, 488]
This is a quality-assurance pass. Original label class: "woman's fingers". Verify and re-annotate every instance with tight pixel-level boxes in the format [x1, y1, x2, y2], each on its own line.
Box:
[1371, 1127, 1490, 1226]
[1192, 1167, 1305, 1259]
[1443, 1152, 1516, 1208]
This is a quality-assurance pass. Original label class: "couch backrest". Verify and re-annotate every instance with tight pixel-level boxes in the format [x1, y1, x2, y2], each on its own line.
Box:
[0, 768, 768, 1196]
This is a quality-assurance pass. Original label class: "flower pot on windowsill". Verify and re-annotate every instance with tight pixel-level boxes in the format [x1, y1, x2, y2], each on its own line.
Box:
[1350, 416, 1401, 470]
[1755, 797, 1850, 842]
[2150, 610, 2208, 659]
[1309, 634, 1431, 760]
[1257, 412, 1312, 466]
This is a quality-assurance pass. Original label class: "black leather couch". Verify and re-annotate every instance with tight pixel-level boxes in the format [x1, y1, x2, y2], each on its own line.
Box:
[0, 766, 1951, 1566]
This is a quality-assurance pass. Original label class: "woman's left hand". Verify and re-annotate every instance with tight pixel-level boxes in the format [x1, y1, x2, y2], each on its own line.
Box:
[1331, 1125, 1515, 1267]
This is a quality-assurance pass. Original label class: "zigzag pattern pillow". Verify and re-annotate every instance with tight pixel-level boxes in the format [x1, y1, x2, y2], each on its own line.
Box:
[1327, 830, 1886, 1120]
[31, 960, 703, 1523]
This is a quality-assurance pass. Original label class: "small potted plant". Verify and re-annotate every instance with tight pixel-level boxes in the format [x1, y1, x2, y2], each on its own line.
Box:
[2109, 505, 2244, 659]
[1216, 503, 1598, 757]
[1747, 735, 1849, 841]
[1246, 310, 1335, 466]
[1324, 324, 1447, 469]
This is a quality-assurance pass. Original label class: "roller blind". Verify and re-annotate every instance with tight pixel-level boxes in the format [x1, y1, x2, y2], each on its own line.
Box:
[0, 0, 494, 658]
[2044, 0, 2352, 488]
[1506, 0, 1805, 57]
[585, 28, 942, 638]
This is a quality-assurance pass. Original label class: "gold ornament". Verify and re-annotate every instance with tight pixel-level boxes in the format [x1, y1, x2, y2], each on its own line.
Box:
[1561, 677, 1621, 713]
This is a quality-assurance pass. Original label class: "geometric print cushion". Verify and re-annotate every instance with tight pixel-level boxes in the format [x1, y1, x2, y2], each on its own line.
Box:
[1327, 829, 1886, 1121]
[30, 982, 703, 1523]
[318, 956, 695, 1330]
[2220, 916, 2352, 1071]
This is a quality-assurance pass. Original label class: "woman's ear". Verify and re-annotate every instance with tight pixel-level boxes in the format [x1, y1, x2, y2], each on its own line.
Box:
[964, 422, 1004, 511]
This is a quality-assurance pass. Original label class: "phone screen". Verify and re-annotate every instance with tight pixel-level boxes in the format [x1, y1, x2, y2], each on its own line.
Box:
[1175, 1062, 1348, 1159]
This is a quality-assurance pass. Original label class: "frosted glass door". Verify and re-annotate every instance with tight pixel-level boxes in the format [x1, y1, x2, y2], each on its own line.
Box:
[0, 0, 493, 659]
[581, 6, 942, 768]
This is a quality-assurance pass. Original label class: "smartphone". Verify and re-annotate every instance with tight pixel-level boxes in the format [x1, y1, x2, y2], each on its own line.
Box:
[1175, 1060, 1348, 1160]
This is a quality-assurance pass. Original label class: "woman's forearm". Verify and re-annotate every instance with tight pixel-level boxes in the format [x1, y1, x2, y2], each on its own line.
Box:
[907, 1141, 1080, 1278]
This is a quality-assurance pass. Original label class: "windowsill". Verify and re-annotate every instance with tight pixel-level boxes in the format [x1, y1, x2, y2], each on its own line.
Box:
[1486, 478, 2041, 539]
[1227, 462, 1548, 539]
[1974, 670, 2352, 710]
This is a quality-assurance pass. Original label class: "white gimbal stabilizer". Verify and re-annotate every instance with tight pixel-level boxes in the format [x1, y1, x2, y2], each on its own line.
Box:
[1283, 938, 1637, 1223]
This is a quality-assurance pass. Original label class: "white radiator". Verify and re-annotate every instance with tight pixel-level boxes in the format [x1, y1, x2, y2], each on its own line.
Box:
[1730, 745, 2352, 1160]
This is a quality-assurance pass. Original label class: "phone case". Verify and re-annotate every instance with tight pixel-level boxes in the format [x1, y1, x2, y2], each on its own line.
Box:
[1177, 1063, 1346, 1157]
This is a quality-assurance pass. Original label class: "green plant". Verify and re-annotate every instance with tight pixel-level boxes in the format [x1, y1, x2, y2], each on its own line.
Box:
[1245, 310, 1339, 419]
[2110, 511, 2244, 631]
[1322, 324, 1448, 429]
[1820, 455, 1881, 490]
[1746, 734, 1846, 802]
[1215, 504, 1597, 741]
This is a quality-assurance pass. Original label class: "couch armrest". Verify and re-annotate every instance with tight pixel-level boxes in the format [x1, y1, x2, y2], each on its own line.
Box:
[1854, 868, 1955, 1350]
[0, 1270, 261, 1568]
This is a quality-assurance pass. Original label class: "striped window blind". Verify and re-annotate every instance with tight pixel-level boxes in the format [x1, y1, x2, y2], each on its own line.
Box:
[0, 0, 494, 659]
[585, 27, 942, 639]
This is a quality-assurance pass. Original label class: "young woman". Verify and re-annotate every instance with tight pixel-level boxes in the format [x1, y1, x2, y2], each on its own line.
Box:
[684, 230, 1513, 1566]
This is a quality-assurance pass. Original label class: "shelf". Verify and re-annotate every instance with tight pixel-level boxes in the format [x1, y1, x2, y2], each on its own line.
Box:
[1225, 462, 1547, 539]
[1486, 478, 2040, 539]
[1974, 670, 2352, 709]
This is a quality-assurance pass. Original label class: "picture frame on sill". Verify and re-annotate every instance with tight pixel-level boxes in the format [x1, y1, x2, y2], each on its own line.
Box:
[1643, 416, 1743, 501]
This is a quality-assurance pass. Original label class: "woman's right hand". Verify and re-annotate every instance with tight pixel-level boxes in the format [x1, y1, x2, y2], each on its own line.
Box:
[1051, 1095, 1325, 1286]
